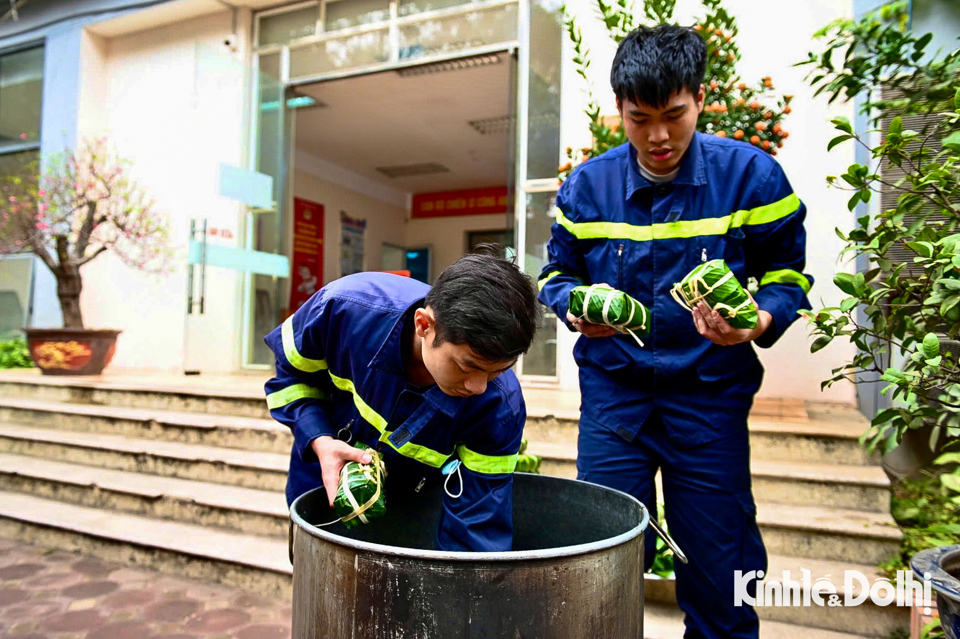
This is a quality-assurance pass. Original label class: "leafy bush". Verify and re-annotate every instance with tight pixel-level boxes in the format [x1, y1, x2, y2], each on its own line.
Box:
[800, 0, 959, 575]
[0, 336, 33, 369]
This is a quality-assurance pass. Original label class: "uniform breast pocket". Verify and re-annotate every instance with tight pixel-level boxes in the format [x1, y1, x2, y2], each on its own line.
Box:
[693, 227, 745, 268]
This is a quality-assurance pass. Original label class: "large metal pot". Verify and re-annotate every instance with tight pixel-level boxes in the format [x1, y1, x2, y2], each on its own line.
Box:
[913, 545, 960, 639]
[290, 473, 649, 638]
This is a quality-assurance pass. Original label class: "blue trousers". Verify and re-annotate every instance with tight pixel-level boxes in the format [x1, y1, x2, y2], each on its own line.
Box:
[577, 411, 767, 639]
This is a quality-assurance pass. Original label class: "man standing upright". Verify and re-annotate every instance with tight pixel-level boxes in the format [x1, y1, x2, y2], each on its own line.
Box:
[537, 25, 813, 638]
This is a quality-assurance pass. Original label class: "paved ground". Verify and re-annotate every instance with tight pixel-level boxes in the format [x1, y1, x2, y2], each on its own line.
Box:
[0, 537, 291, 638]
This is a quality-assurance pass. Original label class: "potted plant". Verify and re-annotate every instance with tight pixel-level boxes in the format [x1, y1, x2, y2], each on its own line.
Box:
[800, 3, 960, 636]
[0, 138, 171, 375]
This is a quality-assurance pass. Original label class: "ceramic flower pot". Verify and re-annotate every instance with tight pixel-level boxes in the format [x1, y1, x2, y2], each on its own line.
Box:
[23, 328, 121, 375]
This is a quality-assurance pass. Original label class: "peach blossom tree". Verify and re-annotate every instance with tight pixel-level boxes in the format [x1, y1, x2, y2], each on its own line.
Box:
[0, 139, 171, 328]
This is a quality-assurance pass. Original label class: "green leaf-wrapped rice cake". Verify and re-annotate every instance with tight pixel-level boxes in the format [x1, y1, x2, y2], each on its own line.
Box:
[670, 259, 758, 329]
[333, 443, 387, 529]
[568, 285, 651, 345]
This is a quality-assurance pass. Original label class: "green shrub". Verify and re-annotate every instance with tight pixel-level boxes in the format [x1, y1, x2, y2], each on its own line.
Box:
[0, 336, 33, 369]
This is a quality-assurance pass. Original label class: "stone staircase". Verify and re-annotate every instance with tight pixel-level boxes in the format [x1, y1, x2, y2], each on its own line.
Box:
[0, 373, 907, 636]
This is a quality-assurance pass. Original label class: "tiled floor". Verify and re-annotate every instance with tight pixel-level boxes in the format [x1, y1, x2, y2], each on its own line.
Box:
[0, 537, 291, 638]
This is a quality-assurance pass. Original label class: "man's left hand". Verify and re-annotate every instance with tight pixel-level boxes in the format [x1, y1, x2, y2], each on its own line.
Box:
[692, 298, 772, 346]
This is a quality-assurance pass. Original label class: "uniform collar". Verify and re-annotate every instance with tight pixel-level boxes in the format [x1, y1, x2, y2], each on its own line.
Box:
[367, 299, 461, 418]
[625, 131, 708, 199]
[368, 299, 421, 378]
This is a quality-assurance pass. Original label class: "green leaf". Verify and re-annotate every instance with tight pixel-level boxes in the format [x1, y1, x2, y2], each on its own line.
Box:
[827, 134, 853, 151]
[811, 335, 833, 353]
[941, 473, 960, 493]
[881, 367, 906, 383]
[933, 452, 960, 465]
[922, 332, 941, 359]
[943, 130, 960, 154]
[840, 297, 859, 312]
[833, 272, 858, 296]
[847, 191, 862, 211]
[831, 117, 853, 134]
[888, 116, 902, 136]
[906, 241, 935, 258]
[941, 294, 960, 318]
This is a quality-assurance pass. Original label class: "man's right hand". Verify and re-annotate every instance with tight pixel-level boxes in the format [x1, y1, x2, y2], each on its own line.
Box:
[310, 436, 373, 507]
[566, 310, 619, 338]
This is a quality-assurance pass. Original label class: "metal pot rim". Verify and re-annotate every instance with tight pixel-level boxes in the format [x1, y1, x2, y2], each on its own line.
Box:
[912, 545, 960, 602]
[290, 474, 650, 562]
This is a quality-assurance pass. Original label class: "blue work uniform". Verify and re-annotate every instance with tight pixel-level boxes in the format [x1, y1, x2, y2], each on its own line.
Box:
[538, 133, 813, 639]
[264, 272, 525, 552]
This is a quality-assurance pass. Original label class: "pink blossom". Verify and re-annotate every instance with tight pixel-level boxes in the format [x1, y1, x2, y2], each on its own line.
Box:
[19, 133, 27, 140]
[37, 189, 46, 198]
[36, 222, 48, 230]
[38, 203, 48, 214]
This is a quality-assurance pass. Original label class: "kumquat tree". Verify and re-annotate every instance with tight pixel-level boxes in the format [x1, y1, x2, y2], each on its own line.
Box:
[560, 0, 794, 181]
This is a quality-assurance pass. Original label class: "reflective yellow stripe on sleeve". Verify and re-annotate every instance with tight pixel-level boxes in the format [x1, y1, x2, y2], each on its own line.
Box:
[555, 193, 801, 241]
[538, 271, 561, 291]
[282, 315, 328, 373]
[455, 443, 519, 474]
[328, 372, 452, 469]
[760, 269, 812, 294]
[266, 383, 326, 410]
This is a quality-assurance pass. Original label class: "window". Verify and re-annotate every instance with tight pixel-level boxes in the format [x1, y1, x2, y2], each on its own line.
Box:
[257, 4, 319, 47]
[0, 46, 43, 152]
[323, 0, 391, 32]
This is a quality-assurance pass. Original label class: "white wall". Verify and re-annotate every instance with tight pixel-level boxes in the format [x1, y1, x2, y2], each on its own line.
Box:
[76, 9, 252, 372]
[293, 169, 407, 286]
[558, 0, 859, 403]
[405, 214, 510, 281]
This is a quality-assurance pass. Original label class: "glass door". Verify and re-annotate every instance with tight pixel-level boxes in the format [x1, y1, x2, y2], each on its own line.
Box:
[244, 51, 294, 367]
[514, 0, 563, 380]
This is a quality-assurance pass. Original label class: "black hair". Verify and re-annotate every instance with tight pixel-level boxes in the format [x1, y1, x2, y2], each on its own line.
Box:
[610, 24, 707, 109]
[425, 243, 541, 363]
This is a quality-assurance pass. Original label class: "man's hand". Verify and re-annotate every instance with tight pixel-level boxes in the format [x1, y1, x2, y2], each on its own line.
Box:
[692, 298, 773, 346]
[566, 311, 620, 337]
[310, 436, 373, 507]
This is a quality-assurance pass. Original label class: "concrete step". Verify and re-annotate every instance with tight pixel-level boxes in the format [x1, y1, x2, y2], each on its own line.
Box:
[757, 502, 900, 565]
[0, 490, 292, 599]
[0, 396, 292, 454]
[526, 441, 890, 513]
[523, 412, 876, 467]
[643, 601, 875, 639]
[751, 460, 889, 513]
[0, 423, 289, 492]
[0, 374, 270, 419]
[644, 554, 909, 637]
[0, 453, 289, 538]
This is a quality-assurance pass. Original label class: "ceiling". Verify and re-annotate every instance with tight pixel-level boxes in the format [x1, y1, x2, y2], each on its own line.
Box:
[293, 51, 513, 195]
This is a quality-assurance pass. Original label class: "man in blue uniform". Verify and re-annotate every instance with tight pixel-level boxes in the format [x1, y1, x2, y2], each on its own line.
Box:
[265, 247, 540, 552]
[537, 25, 813, 638]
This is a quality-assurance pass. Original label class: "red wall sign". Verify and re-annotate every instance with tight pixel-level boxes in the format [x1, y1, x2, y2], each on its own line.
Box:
[411, 186, 508, 219]
[290, 197, 324, 311]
